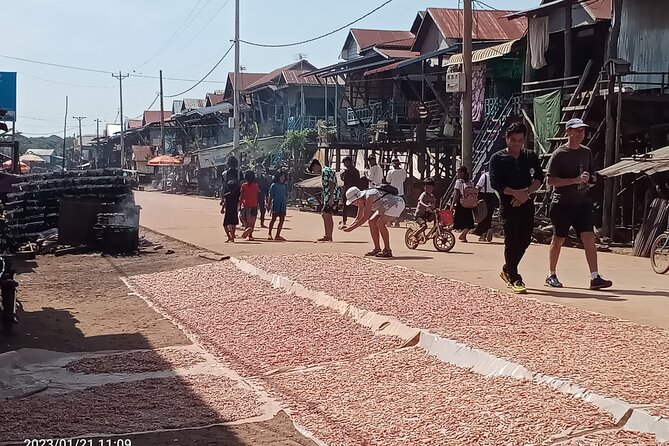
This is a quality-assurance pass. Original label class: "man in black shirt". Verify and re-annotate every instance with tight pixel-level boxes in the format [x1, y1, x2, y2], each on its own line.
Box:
[545, 118, 612, 290]
[340, 156, 360, 225]
[489, 123, 544, 294]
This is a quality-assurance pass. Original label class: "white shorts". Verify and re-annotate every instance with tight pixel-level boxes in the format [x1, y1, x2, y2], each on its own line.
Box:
[382, 198, 406, 218]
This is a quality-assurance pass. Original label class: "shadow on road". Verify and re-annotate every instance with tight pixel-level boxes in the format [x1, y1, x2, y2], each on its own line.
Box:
[530, 288, 627, 302]
[382, 256, 434, 261]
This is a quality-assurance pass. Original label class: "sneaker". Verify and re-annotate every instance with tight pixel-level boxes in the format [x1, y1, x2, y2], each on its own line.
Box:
[590, 275, 613, 290]
[365, 248, 381, 257]
[509, 280, 527, 294]
[376, 249, 393, 258]
[500, 270, 512, 286]
[545, 275, 563, 288]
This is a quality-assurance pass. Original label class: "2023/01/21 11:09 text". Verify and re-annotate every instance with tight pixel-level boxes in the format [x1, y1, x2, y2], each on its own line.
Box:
[24, 440, 132, 446]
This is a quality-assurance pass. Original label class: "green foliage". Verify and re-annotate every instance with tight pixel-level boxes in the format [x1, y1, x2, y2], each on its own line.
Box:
[0, 133, 75, 155]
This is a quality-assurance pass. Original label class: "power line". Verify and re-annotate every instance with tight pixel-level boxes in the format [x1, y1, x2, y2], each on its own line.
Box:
[0, 54, 112, 74]
[240, 0, 394, 48]
[165, 43, 234, 98]
[160, 0, 232, 65]
[135, 0, 207, 69]
[0, 53, 226, 83]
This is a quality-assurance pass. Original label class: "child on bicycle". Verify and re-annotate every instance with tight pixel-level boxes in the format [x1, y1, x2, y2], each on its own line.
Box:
[414, 178, 437, 238]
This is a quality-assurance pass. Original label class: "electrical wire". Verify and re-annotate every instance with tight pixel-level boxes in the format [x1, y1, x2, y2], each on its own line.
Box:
[240, 0, 394, 48]
[164, 43, 234, 98]
[159, 0, 232, 66]
[135, 0, 207, 69]
[0, 54, 112, 74]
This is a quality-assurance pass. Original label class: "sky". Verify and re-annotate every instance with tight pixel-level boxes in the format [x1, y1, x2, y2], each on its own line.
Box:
[3, 0, 538, 136]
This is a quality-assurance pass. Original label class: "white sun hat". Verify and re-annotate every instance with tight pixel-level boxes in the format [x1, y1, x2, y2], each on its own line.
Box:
[345, 186, 364, 205]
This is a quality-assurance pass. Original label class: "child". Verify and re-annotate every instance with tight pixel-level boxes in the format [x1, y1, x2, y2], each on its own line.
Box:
[239, 170, 260, 241]
[414, 178, 437, 238]
[267, 172, 288, 241]
[220, 180, 240, 242]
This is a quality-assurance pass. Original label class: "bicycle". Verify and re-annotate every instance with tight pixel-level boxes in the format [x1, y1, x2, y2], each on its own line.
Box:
[651, 230, 669, 274]
[405, 209, 456, 252]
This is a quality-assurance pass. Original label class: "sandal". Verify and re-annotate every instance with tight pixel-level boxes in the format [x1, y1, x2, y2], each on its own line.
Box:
[275, 236, 286, 241]
[317, 236, 333, 242]
[365, 248, 381, 256]
[376, 249, 393, 258]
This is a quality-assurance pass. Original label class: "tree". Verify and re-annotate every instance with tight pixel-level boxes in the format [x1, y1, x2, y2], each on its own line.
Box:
[283, 129, 311, 172]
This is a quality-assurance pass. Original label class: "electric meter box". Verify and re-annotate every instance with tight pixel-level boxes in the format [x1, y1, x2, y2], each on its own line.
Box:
[446, 72, 466, 93]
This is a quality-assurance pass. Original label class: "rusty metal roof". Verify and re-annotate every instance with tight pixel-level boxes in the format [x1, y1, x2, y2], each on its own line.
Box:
[246, 60, 318, 91]
[206, 93, 226, 106]
[426, 7, 527, 41]
[599, 146, 669, 177]
[350, 29, 415, 51]
[582, 0, 612, 20]
[142, 111, 172, 126]
[227, 72, 267, 91]
[127, 119, 143, 129]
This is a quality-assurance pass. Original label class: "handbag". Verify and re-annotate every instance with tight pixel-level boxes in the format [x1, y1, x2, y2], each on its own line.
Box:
[473, 199, 488, 223]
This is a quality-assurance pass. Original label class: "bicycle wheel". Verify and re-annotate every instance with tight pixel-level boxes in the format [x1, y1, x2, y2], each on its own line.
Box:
[651, 233, 669, 274]
[433, 229, 456, 252]
[405, 228, 419, 250]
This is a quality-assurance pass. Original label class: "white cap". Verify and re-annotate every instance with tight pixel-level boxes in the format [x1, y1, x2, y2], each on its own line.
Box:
[566, 118, 588, 129]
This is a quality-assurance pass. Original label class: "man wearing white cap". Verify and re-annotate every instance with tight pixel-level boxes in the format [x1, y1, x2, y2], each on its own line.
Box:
[339, 185, 405, 258]
[545, 118, 612, 290]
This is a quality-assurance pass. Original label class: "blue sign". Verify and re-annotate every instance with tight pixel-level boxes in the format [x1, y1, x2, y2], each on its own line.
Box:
[0, 72, 17, 122]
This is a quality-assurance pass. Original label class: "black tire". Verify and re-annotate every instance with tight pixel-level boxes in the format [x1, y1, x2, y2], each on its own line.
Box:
[433, 229, 456, 252]
[405, 228, 419, 250]
[651, 233, 669, 275]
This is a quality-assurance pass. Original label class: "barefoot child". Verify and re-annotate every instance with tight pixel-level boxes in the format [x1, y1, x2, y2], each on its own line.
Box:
[220, 180, 240, 242]
[239, 170, 260, 241]
[267, 172, 288, 241]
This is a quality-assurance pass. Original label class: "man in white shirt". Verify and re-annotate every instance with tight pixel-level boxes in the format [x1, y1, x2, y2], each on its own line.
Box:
[473, 163, 499, 242]
[365, 155, 383, 188]
[386, 158, 407, 227]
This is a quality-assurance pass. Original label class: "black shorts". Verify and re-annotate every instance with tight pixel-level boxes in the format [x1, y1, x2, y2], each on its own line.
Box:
[415, 211, 434, 226]
[322, 202, 339, 215]
[550, 202, 594, 238]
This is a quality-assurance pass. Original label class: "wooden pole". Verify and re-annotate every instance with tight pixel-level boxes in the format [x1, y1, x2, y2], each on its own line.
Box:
[610, 76, 624, 238]
[160, 70, 165, 155]
[462, 0, 473, 172]
[602, 0, 624, 237]
[564, 2, 573, 79]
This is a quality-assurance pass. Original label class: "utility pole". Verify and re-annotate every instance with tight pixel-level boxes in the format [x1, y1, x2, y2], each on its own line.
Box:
[73, 116, 86, 155]
[94, 118, 101, 166]
[62, 96, 68, 172]
[233, 0, 240, 151]
[159, 70, 166, 155]
[461, 0, 473, 172]
[113, 71, 130, 168]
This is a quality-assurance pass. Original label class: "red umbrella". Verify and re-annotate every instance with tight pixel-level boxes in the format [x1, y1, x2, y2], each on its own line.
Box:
[3, 160, 30, 173]
[147, 155, 182, 166]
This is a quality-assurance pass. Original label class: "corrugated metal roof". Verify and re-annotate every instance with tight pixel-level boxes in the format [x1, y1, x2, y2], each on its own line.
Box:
[427, 7, 527, 40]
[142, 111, 172, 126]
[375, 48, 420, 59]
[350, 29, 415, 51]
[227, 72, 267, 91]
[582, 0, 612, 20]
[447, 39, 521, 65]
[25, 148, 55, 156]
[507, 0, 611, 20]
[206, 93, 226, 106]
[181, 98, 206, 110]
[280, 70, 337, 86]
[247, 60, 318, 91]
[127, 119, 143, 129]
[598, 146, 669, 177]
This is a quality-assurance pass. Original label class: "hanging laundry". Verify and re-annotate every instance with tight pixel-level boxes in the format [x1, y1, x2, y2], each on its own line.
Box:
[529, 17, 549, 70]
[533, 90, 562, 154]
[472, 63, 487, 122]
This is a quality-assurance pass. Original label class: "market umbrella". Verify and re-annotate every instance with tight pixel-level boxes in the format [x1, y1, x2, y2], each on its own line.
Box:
[147, 155, 182, 166]
[3, 160, 30, 173]
[147, 155, 182, 191]
[20, 153, 46, 163]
